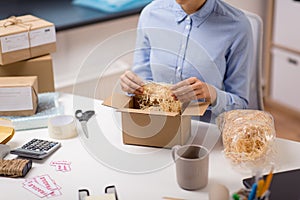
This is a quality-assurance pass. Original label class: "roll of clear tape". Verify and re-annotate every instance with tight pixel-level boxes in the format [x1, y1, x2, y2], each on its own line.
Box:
[48, 115, 77, 139]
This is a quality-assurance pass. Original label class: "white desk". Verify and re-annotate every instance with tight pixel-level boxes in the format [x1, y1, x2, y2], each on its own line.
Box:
[1, 93, 300, 200]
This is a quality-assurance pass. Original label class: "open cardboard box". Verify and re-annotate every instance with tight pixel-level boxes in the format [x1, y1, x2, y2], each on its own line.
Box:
[103, 93, 209, 148]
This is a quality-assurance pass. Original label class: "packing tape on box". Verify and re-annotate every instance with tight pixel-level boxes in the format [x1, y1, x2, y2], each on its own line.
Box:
[48, 115, 77, 139]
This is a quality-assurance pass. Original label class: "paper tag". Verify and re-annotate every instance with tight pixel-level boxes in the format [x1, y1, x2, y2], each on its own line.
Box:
[0, 32, 29, 53]
[23, 180, 53, 198]
[50, 160, 72, 172]
[46, 189, 62, 198]
[23, 174, 62, 198]
[30, 26, 56, 47]
[0, 87, 33, 111]
[34, 175, 61, 191]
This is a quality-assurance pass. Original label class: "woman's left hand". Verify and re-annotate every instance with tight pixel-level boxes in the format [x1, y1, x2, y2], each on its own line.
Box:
[170, 77, 217, 105]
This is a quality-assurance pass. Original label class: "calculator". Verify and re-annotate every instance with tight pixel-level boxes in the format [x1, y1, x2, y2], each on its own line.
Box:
[10, 139, 61, 159]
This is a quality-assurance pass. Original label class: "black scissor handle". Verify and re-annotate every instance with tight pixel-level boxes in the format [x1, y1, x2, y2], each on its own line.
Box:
[75, 110, 84, 120]
[75, 110, 95, 121]
[83, 110, 95, 121]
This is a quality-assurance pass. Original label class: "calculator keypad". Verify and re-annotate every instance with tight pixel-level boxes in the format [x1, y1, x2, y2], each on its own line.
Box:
[11, 139, 61, 159]
[22, 139, 59, 152]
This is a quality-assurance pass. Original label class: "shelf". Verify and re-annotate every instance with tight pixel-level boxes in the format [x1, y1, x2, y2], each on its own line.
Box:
[0, 0, 145, 31]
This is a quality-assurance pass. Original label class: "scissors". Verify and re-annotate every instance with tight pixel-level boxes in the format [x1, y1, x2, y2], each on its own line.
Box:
[75, 110, 95, 138]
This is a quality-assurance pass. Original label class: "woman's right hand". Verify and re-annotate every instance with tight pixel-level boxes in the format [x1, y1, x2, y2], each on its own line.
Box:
[120, 70, 144, 95]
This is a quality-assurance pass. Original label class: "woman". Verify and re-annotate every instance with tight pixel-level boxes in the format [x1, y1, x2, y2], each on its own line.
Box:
[120, 0, 253, 123]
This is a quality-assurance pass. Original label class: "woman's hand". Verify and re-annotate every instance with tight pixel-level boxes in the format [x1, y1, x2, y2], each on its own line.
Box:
[120, 70, 144, 95]
[170, 77, 217, 105]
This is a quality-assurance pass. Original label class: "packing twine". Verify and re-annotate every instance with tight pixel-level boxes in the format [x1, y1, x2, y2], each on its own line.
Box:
[0, 159, 30, 177]
[1, 16, 33, 56]
[3, 16, 23, 27]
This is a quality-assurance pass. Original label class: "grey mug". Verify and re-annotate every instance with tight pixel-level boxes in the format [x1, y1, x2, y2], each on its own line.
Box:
[172, 144, 209, 190]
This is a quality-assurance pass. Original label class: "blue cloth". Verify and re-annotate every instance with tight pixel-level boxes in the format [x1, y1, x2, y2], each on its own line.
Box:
[132, 0, 254, 123]
[72, 0, 152, 13]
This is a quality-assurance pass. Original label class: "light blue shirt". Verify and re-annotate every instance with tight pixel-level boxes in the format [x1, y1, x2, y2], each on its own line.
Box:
[132, 0, 253, 123]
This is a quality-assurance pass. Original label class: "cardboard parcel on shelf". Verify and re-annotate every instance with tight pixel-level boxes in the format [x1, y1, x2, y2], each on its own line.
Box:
[0, 76, 38, 116]
[0, 54, 54, 93]
[103, 93, 209, 148]
[0, 15, 56, 65]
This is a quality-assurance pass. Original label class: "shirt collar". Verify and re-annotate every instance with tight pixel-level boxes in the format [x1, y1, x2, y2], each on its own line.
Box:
[173, 0, 216, 26]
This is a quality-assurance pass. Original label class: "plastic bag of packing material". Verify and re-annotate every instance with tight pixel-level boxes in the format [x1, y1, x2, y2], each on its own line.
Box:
[216, 109, 276, 171]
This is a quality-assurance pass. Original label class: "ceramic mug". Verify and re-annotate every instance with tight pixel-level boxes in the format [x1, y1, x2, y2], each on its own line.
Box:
[172, 144, 209, 190]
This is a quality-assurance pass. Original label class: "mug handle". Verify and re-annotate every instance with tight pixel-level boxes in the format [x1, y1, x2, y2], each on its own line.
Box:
[171, 145, 181, 161]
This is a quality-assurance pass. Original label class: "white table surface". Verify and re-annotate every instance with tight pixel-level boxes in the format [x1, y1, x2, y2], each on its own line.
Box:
[1, 93, 300, 200]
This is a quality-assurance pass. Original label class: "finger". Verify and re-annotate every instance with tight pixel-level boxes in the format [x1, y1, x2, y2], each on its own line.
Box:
[171, 94, 178, 101]
[175, 89, 200, 102]
[183, 79, 207, 97]
[125, 72, 144, 93]
[192, 86, 213, 100]
[120, 71, 144, 94]
[124, 71, 144, 87]
[170, 81, 188, 90]
[120, 79, 136, 94]
[170, 77, 196, 90]
[171, 77, 200, 93]
[120, 77, 144, 94]
[172, 84, 194, 97]
[174, 82, 215, 103]
[176, 83, 212, 102]
[171, 78, 203, 98]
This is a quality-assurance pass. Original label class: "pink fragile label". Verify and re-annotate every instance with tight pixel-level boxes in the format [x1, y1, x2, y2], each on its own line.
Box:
[23, 174, 62, 198]
[23, 180, 53, 198]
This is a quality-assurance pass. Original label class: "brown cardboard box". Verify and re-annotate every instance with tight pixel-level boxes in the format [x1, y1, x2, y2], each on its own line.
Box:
[103, 93, 209, 148]
[0, 54, 54, 93]
[0, 15, 56, 65]
[0, 76, 38, 116]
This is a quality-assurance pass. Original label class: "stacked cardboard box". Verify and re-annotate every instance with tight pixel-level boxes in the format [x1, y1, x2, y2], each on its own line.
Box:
[0, 15, 56, 116]
[0, 76, 38, 116]
[0, 54, 55, 93]
[0, 15, 56, 65]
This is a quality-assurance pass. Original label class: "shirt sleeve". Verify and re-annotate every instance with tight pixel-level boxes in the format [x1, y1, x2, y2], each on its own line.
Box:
[210, 16, 253, 121]
[131, 9, 153, 81]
